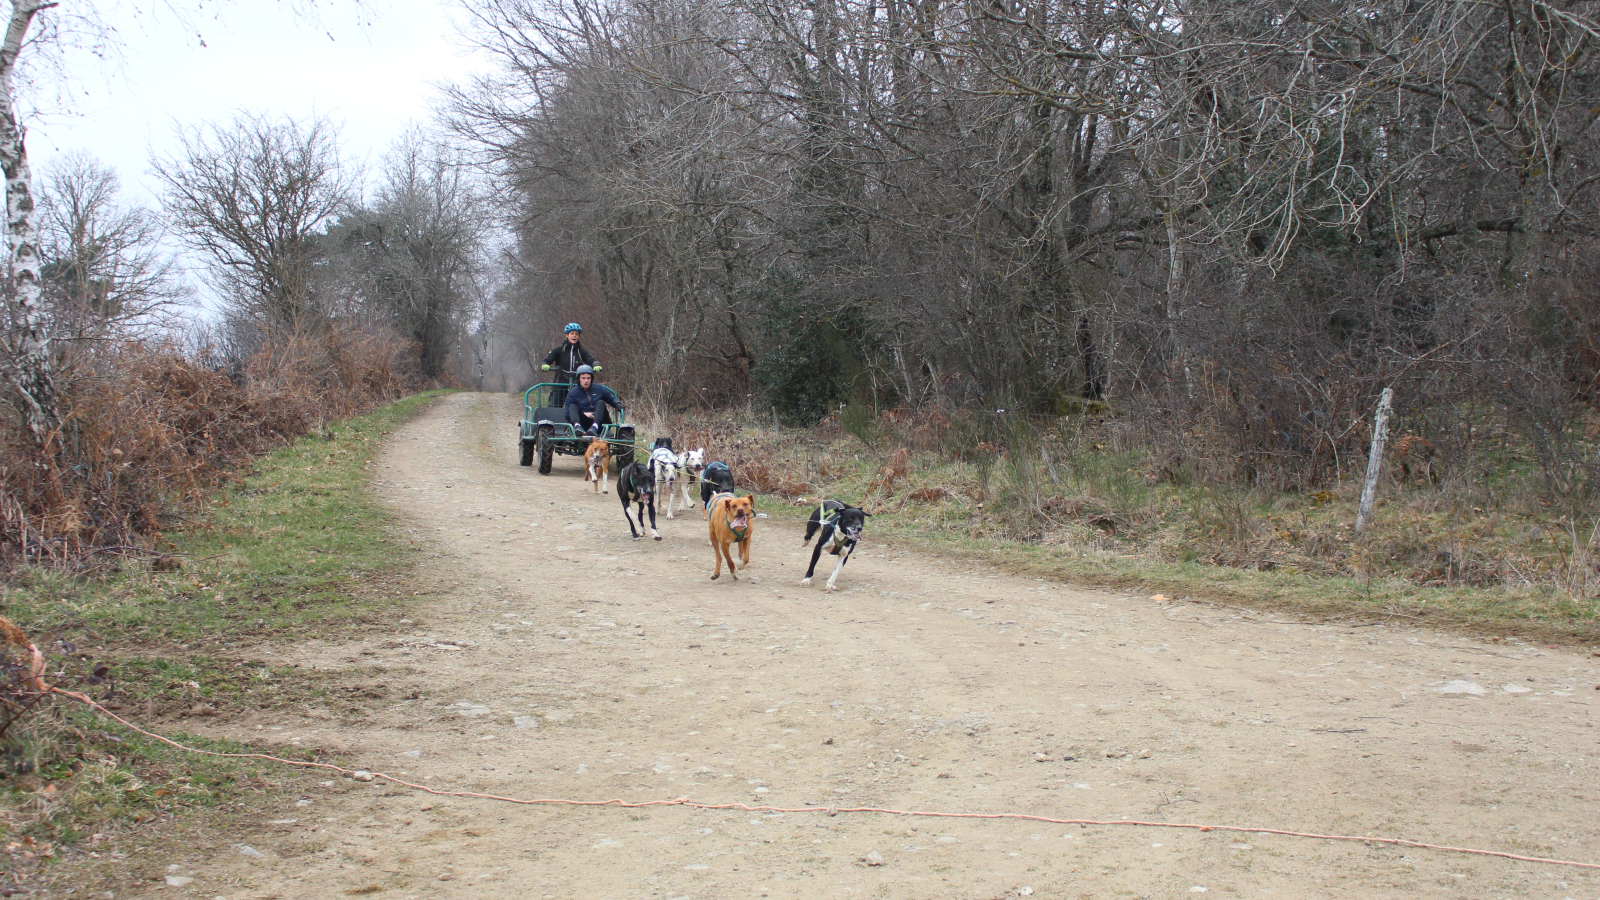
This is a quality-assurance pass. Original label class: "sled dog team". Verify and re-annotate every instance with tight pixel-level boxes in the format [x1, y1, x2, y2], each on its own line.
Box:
[579, 436, 869, 591]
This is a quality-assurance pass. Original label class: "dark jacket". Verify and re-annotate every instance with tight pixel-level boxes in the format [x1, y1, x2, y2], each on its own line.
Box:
[543, 341, 597, 373]
[565, 382, 624, 421]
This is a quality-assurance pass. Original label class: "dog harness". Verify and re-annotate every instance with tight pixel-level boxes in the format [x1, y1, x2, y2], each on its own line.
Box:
[710, 492, 749, 542]
[817, 501, 839, 527]
[818, 501, 851, 551]
[650, 447, 678, 479]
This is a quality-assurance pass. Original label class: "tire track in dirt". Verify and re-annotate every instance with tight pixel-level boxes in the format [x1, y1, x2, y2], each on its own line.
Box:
[153, 392, 1599, 899]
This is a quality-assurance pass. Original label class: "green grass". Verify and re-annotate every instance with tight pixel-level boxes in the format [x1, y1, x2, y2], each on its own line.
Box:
[873, 524, 1598, 643]
[2, 390, 443, 645]
[660, 406, 1600, 645]
[0, 701, 322, 886]
[0, 390, 444, 881]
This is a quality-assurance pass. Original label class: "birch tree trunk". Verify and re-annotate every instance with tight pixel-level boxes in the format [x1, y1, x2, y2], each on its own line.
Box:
[0, 0, 59, 447]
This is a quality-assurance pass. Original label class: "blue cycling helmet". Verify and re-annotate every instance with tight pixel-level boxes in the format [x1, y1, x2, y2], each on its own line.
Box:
[574, 364, 594, 375]
[564, 322, 582, 334]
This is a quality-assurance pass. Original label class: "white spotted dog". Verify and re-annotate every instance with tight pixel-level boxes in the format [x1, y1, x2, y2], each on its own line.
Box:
[673, 447, 705, 518]
[649, 439, 685, 519]
[800, 500, 871, 592]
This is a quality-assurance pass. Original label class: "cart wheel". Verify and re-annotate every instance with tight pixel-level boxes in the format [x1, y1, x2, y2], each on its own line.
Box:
[519, 438, 535, 467]
[536, 426, 554, 474]
[612, 426, 635, 468]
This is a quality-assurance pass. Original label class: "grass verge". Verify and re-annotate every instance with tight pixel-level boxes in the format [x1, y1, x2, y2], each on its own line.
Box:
[874, 526, 1599, 646]
[0, 390, 443, 888]
[7, 390, 445, 645]
[647, 407, 1600, 647]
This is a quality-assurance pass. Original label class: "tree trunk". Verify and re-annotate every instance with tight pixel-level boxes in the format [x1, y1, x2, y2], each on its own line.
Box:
[1164, 209, 1193, 403]
[0, 0, 58, 447]
[476, 328, 487, 391]
[1356, 388, 1394, 534]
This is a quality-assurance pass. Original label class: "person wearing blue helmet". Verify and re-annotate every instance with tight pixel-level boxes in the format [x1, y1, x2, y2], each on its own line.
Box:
[563, 365, 623, 436]
[541, 323, 600, 405]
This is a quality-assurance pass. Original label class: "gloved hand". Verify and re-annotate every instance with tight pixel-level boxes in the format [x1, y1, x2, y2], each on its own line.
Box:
[541, 364, 551, 371]
[593, 365, 603, 372]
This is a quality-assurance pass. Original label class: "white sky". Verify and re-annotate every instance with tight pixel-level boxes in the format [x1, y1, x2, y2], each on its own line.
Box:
[20, 0, 498, 314]
[27, 0, 494, 209]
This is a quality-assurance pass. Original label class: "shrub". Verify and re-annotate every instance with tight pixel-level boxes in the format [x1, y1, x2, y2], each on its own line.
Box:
[0, 319, 422, 571]
[748, 273, 879, 426]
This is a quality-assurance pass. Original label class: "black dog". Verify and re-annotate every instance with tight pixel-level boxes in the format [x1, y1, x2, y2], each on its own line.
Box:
[618, 461, 660, 540]
[800, 500, 870, 592]
[699, 460, 734, 517]
[652, 436, 673, 451]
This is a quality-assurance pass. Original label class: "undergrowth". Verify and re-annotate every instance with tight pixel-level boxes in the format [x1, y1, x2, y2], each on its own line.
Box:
[647, 403, 1600, 643]
[1, 324, 425, 569]
[0, 391, 441, 886]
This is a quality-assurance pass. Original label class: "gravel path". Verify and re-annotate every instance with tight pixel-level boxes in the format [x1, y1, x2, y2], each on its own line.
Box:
[156, 392, 1600, 899]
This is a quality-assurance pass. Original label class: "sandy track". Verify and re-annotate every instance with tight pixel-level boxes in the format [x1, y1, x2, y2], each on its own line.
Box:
[155, 392, 1598, 899]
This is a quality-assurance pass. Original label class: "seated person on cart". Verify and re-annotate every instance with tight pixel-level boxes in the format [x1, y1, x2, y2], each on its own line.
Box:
[564, 365, 623, 436]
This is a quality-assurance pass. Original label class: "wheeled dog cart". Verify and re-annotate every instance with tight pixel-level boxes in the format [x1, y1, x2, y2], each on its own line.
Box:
[518, 374, 636, 474]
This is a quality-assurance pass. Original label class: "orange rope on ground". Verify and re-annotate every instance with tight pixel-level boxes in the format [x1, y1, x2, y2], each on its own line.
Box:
[51, 687, 1600, 873]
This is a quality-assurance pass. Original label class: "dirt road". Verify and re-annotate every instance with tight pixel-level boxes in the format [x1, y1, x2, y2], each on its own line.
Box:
[160, 392, 1598, 899]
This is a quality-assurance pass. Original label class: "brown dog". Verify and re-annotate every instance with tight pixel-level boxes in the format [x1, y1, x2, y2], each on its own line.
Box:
[584, 438, 611, 493]
[707, 492, 754, 580]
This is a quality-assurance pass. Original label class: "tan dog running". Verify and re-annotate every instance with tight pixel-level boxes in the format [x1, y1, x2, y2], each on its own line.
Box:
[707, 492, 754, 580]
[584, 438, 611, 493]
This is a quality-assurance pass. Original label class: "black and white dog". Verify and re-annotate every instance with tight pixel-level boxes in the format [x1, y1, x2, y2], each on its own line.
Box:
[675, 447, 705, 517]
[699, 460, 734, 518]
[800, 500, 870, 592]
[618, 461, 660, 541]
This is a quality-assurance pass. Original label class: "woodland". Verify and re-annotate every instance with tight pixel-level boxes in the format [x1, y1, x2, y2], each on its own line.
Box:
[1, 0, 1598, 564]
[458, 0, 1600, 501]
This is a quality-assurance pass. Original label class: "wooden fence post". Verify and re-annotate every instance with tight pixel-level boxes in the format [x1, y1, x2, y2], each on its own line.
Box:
[1355, 387, 1394, 533]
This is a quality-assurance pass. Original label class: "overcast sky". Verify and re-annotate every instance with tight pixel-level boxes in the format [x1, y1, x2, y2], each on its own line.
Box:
[20, 0, 497, 313]
[28, 0, 493, 208]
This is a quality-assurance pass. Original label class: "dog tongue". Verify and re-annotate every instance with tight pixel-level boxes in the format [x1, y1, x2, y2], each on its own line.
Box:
[733, 514, 749, 527]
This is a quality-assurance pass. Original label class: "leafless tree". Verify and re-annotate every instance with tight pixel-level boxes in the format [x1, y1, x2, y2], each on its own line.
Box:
[454, 0, 781, 405]
[324, 131, 486, 379]
[37, 152, 183, 340]
[153, 113, 354, 330]
[1, 2, 351, 446]
[459, 0, 1600, 486]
